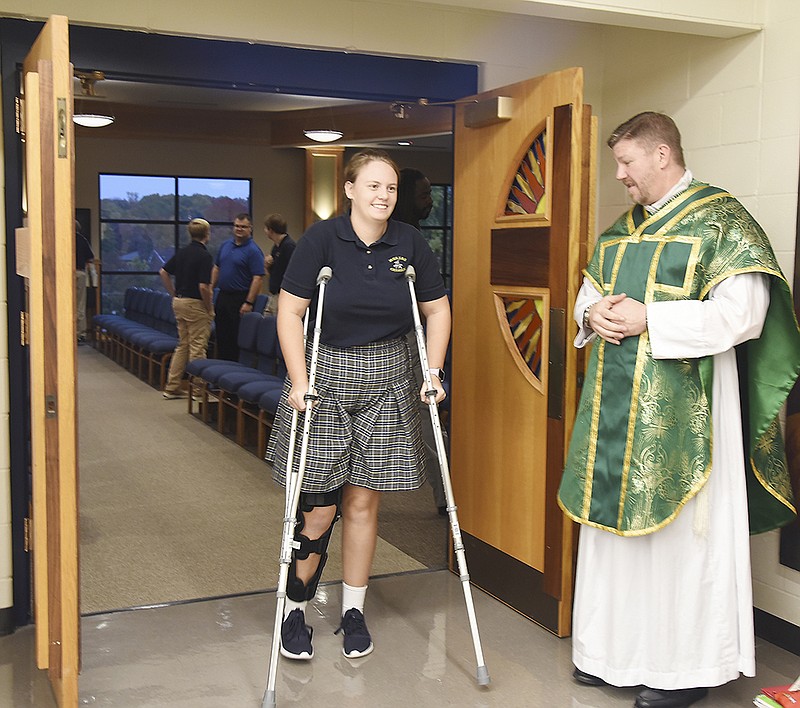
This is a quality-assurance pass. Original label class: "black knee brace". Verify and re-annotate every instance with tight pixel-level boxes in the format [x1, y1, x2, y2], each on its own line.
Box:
[286, 488, 343, 602]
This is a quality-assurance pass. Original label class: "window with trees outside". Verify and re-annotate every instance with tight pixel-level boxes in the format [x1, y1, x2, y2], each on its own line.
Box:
[419, 184, 453, 289]
[98, 174, 252, 314]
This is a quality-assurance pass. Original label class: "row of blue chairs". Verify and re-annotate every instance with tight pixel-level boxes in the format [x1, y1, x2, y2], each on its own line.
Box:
[186, 312, 286, 457]
[93, 288, 450, 461]
[91, 287, 270, 391]
[92, 288, 180, 390]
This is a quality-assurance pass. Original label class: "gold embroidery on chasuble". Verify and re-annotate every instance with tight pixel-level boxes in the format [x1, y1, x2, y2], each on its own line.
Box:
[558, 183, 800, 536]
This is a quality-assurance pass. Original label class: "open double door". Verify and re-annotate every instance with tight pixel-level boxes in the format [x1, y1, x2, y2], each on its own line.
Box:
[18, 15, 591, 705]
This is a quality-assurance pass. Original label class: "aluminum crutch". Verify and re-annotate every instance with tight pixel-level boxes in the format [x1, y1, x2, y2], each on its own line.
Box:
[405, 265, 490, 687]
[263, 266, 332, 708]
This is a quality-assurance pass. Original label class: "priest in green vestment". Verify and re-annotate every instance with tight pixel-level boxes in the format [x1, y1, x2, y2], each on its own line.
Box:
[559, 112, 800, 708]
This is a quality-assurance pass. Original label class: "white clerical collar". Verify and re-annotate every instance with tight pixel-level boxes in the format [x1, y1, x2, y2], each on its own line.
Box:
[645, 169, 693, 214]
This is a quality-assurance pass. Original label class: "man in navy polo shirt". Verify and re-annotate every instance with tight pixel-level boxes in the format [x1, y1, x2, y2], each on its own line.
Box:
[211, 213, 265, 360]
[160, 218, 215, 398]
[263, 213, 296, 315]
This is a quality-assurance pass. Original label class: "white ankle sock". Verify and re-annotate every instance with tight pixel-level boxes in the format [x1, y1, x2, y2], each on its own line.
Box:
[341, 582, 368, 615]
[284, 598, 307, 618]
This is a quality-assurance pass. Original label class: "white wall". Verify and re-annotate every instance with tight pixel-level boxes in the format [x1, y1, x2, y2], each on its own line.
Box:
[597, 0, 800, 625]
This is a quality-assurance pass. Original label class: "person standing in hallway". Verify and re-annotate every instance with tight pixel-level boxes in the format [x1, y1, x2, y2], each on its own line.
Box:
[394, 167, 447, 515]
[160, 218, 215, 399]
[559, 111, 800, 708]
[263, 213, 296, 315]
[395, 168, 433, 229]
[211, 213, 265, 360]
[75, 219, 95, 344]
[266, 149, 450, 663]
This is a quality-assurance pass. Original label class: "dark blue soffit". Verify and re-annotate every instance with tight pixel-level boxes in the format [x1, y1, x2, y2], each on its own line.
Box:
[2, 18, 478, 103]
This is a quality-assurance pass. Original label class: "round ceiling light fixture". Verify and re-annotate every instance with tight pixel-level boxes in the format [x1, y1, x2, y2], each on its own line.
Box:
[73, 113, 115, 128]
[303, 129, 344, 143]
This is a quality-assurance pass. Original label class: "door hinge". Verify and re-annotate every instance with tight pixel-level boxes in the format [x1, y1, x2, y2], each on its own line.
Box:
[20, 311, 28, 346]
[15, 96, 24, 138]
[57, 97, 67, 158]
[24, 516, 31, 552]
[45, 394, 57, 419]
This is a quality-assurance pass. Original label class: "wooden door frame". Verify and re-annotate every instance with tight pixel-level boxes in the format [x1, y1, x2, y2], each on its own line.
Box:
[23, 14, 79, 706]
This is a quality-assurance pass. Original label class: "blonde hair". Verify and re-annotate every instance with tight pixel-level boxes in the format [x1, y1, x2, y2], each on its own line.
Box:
[187, 218, 210, 240]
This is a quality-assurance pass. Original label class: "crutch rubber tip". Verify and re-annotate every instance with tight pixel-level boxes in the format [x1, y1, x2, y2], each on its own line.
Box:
[476, 666, 491, 686]
[261, 690, 276, 708]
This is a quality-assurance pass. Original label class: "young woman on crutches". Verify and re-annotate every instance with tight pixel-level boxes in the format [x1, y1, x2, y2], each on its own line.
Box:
[264, 149, 450, 670]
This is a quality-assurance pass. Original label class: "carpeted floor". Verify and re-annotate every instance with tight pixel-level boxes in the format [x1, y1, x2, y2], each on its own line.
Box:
[77, 346, 448, 615]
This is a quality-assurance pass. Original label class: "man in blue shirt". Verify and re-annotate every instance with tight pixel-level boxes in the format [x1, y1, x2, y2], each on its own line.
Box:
[211, 213, 265, 360]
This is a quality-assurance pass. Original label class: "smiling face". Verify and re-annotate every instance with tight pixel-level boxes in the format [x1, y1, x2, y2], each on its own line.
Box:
[612, 137, 672, 206]
[344, 159, 398, 226]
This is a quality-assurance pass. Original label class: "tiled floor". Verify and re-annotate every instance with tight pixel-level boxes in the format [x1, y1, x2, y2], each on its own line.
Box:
[1, 569, 798, 707]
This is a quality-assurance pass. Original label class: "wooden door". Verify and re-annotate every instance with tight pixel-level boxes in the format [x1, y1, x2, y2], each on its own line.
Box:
[451, 67, 594, 636]
[22, 15, 80, 706]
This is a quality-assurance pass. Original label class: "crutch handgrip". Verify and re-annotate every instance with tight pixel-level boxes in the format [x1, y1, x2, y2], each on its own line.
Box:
[317, 266, 333, 284]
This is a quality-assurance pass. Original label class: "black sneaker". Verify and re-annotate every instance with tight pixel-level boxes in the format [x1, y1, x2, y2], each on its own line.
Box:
[280, 608, 313, 660]
[335, 608, 374, 658]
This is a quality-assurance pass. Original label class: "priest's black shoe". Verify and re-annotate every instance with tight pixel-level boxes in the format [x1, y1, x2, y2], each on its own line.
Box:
[634, 687, 709, 708]
[572, 667, 606, 686]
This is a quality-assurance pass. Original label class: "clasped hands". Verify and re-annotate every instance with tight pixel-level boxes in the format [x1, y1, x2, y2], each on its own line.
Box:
[587, 293, 647, 345]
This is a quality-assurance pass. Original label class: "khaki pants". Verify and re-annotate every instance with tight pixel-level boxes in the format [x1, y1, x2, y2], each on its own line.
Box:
[164, 297, 213, 394]
[75, 269, 88, 337]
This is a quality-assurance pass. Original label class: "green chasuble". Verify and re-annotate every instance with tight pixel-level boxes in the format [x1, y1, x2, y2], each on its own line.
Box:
[558, 181, 800, 536]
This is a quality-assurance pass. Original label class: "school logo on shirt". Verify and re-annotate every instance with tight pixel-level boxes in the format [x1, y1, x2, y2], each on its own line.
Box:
[388, 255, 408, 273]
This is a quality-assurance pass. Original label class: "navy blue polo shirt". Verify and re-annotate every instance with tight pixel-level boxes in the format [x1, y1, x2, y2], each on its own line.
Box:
[214, 237, 265, 292]
[282, 215, 446, 348]
[163, 239, 213, 300]
[268, 235, 296, 294]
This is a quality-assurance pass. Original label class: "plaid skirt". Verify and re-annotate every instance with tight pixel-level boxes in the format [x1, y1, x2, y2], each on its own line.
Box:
[266, 337, 426, 493]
